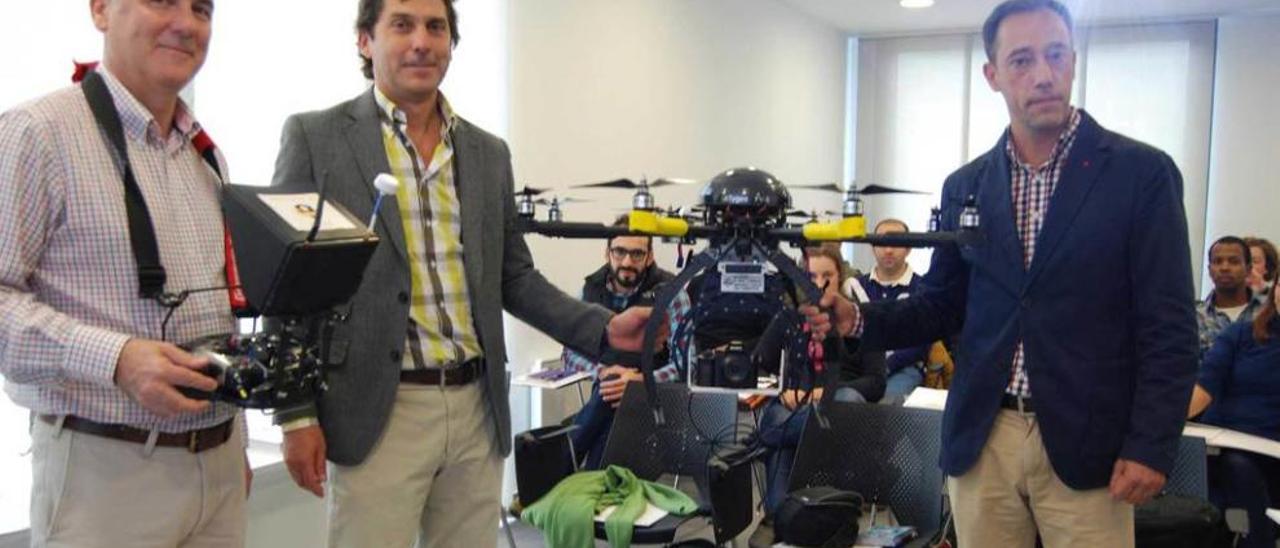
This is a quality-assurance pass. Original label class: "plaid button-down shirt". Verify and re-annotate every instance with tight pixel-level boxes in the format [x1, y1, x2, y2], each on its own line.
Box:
[374, 88, 483, 370]
[1195, 291, 1263, 360]
[561, 288, 690, 382]
[0, 68, 237, 431]
[1005, 108, 1083, 398]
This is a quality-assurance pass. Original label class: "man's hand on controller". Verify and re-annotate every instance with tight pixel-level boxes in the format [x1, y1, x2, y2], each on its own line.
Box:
[114, 339, 217, 417]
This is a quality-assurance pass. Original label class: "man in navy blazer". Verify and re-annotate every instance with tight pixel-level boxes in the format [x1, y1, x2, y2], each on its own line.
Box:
[811, 1, 1198, 546]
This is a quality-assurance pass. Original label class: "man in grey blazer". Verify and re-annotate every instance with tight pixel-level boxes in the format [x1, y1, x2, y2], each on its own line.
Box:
[270, 0, 652, 545]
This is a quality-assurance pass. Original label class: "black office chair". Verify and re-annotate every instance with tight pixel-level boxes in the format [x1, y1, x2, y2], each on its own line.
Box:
[593, 382, 750, 546]
[788, 402, 944, 548]
[1164, 435, 1209, 499]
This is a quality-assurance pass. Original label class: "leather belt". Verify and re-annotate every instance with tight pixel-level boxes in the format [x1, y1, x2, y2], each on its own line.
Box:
[38, 414, 234, 453]
[400, 358, 484, 386]
[1000, 394, 1034, 414]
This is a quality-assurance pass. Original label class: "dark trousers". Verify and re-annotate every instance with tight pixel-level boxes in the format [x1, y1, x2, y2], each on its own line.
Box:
[1208, 448, 1280, 548]
[569, 381, 614, 470]
[758, 400, 812, 517]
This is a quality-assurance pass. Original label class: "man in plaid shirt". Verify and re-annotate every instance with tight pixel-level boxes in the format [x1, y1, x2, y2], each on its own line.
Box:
[810, 1, 1198, 546]
[0, 1, 250, 546]
[561, 217, 689, 469]
[1196, 236, 1263, 360]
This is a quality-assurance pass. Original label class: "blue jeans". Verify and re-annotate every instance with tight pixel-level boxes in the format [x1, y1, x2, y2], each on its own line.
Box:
[884, 365, 924, 400]
[758, 388, 867, 517]
[569, 382, 614, 470]
[1209, 448, 1280, 548]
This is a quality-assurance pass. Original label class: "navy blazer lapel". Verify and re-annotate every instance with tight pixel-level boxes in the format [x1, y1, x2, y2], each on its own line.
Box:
[451, 121, 486, 292]
[344, 89, 407, 262]
[1026, 112, 1108, 287]
[977, 136, 1026, 290]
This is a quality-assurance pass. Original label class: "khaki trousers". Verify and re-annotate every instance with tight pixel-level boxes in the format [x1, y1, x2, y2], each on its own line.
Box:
[947, 409, 1134, 548]
[28, 416, 247, 548]
[327, 382, 503, 548]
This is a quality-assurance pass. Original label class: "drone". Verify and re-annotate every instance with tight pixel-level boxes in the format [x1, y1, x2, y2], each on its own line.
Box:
[517, 167, 980, 424]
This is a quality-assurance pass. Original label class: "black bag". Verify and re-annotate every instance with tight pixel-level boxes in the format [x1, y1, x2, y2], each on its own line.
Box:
[512, 425, 578, 508]
[1135, 493, 1233, 548]
[774, 486, 864, 547]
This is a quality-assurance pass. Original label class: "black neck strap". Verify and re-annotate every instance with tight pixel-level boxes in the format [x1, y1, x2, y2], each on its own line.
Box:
[80, 71, 220, 300]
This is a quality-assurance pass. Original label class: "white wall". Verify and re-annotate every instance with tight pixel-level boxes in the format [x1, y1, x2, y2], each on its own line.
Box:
[197, 0, 509, 188]
[1203, 14, 1280, 290]
[503, 0, 848, 373]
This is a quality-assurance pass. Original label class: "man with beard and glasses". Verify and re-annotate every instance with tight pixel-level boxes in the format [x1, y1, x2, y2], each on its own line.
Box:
[560, 215, 691, 469]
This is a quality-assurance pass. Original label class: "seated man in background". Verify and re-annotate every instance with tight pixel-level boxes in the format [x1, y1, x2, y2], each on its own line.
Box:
[752, 244, 887, 545]
[561, 215, 689, 469]
[857, 219, 932, 400]
[1245, 236, 1278, 298]
[1198, 236, 1264, 360]
[1188, 285, 1280, 548]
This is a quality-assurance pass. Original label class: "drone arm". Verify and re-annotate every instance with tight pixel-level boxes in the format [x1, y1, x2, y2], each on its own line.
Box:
[628, 210, 689, 237]
[520, 220, 632, 239]
[800, 217, 866, 241]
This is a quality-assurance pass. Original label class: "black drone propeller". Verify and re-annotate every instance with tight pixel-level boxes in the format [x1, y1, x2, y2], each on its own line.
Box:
[534, 197, 592, 205]
[791, 182, 929, 195]
[573, 177, 700, 189]
[516, 185, 550, 197]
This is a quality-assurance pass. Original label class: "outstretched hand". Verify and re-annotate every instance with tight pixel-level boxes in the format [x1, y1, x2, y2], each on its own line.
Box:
[799, 292, 859, 341]
[606, 306, 668, 352]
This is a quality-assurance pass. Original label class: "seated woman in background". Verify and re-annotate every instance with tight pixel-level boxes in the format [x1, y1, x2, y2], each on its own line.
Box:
[755, 244, 886, 524]
[1245, 236, 1278, 297]
[1189, 284, 1280, 548]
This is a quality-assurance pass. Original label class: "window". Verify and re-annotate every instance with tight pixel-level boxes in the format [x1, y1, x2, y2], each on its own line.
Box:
[854, 22, 1216, 279]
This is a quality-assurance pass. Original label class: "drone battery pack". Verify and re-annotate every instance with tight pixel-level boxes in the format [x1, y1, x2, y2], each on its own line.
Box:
[222, 184, 379, 317]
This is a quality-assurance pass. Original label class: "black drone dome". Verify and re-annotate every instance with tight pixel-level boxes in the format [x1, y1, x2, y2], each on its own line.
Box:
[700, 167, 791, 224]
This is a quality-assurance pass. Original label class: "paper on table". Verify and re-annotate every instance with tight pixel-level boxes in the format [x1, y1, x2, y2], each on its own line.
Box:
[594, 501, 669, 527]
[258, 193, 360, 233]
[903, 387, 948, 410]
[1192, 425, 1280, 463]
[898, 388, 1280, 460]
[513, 370, 592, 390]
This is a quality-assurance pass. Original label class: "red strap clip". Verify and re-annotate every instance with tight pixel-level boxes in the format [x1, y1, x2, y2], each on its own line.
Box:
[72, 60, 99, 83]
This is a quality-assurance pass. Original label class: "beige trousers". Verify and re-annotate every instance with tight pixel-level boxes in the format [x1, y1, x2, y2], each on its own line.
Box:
[327, 382, 503, 548]
[947, 409, 1134, 548]
[28, 416, 247, 548]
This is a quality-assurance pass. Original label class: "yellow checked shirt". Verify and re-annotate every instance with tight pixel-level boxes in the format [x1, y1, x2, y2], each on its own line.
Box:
[374, 88, 483, 369]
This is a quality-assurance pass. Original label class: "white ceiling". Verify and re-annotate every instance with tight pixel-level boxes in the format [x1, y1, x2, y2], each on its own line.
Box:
[778, 0, 1280, 36]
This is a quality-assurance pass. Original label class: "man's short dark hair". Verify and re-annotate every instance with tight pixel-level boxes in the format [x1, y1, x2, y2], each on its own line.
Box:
[356, 0, 461, 80]
[874, 218, 910, 233]
[608, 214, 651, 250]
[982, 0, 1075, 62]
[1210, 236, 1252, 267]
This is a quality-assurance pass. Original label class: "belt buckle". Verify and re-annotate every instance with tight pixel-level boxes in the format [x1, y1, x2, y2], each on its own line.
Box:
[1015, 395, 1032, 415]
[188, 430, 201, 452]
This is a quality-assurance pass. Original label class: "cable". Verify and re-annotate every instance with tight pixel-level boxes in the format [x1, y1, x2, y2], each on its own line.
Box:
[157, 284, 236, 342]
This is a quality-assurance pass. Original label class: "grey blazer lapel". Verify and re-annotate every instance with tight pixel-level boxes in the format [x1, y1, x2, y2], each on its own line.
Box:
[451, 122, 487, 292]
[344, 89, 407, 262]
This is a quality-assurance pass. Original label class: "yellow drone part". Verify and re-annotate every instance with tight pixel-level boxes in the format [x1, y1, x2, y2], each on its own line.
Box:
[629, 210, 690, 237]
[802, 216, 867, 241]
